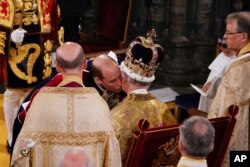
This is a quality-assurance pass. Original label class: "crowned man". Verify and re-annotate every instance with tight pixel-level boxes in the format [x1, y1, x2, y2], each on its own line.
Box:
[0, 0, 60, 152]
[110, 29, 177, 163]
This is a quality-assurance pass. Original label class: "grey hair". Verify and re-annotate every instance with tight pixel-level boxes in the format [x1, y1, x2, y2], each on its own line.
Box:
[226, 11, 250, 39]
[179, 116, 215, 157]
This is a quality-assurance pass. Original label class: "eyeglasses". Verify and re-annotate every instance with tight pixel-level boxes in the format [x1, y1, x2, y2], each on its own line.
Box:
[224, 31, 243, 37]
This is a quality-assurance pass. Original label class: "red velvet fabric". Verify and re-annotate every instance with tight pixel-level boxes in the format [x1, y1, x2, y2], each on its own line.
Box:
[96, 0, 129, 41]
[0, 56, 6, 85]
[125, 106, 238, 167]
[82, 0, 130, 53]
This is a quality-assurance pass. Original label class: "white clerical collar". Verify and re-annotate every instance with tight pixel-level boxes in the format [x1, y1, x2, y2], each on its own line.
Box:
[129, 89, 148, 95]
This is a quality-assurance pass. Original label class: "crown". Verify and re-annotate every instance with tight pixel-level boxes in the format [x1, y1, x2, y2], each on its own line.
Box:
[120, 29, 164, 82]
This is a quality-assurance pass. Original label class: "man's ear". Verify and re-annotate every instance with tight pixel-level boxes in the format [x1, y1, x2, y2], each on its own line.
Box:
[178, 140, 185, 154]
[82, 60, 87, 70]
[56, 65, 61, 73]
[209, 143, 214, 153]
[94, 77, 102, 85]
[242, 32, 248, 41]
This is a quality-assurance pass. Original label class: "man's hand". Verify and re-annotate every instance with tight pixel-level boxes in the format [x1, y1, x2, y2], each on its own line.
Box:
[202, 82, 212, 92]
[11, 28, 27, 44]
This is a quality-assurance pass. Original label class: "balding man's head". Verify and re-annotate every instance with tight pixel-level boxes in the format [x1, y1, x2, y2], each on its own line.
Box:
[56, 42, 85, 71]
[61, 149, 89, 167]
[91, 54, 122, 93]
[91, 55, 117, 78]
[179, 116, 215, 157]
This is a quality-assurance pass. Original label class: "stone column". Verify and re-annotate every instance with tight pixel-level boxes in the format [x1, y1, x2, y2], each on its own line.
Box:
[168, 0, 188, 42]
[150, 0, 168, 36]
[192, 0, 216, 84]
[156, 0, 197, 87]
[195, 0, 214, 38]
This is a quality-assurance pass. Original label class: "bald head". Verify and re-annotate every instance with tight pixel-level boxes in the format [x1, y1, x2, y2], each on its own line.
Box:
[56, 42, 85, 70]
[62, 149, 89, 167]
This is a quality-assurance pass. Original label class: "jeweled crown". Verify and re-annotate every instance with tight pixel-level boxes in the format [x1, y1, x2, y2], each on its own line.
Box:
[121, 29, 164, 82]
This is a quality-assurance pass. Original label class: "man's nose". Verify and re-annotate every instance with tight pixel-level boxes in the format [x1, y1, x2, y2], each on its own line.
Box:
[223, 33, 227, 39]
[116, 78, 122, 86]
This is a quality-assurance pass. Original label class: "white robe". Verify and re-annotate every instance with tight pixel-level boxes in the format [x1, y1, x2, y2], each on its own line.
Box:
[198, 52, 236, 112]
[11, 87, 121, 167]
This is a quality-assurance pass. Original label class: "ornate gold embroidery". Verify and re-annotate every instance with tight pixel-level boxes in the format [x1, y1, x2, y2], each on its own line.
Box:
[9, 43, 40, 83]
[0, 31, 6, 55]
[102, 91, 119, 109]
[19, 131, 109, 145]
[229, 56, 250, 69]
[11, 139, 36, 167]
[152, 136, 181, 167]
[238, 97, 250, 107]
[13, 0, 24, 26]
[68, 93, 74, 132]
[0, 0, 15, 28]
[58, 26, 64, 45]
[38, 0, 52, 33]
[40, 87, 98, 94]
[14, 0, 23, 12]
[42, 40, 52, 79]
[11, 147, 32, 167]
[23, 13, 38, 26]
[16, 131, 109, 166]
[23, 1, 33, 12]
[14, 0, 38, 26]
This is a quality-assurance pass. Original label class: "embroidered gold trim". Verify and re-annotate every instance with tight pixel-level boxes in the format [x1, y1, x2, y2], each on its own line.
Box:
[19, 131, 109, 145]
[128, 93, 156, 101]
[40, 87, 98, 94]
[58, 26, 64, 45]
[42, 40, 52, 79]
[9, 43, 40, 83]
[68, 93, 74, 132]
[13, 0, 38, 27]
[228, 56, 250, 69]
[38, 0, 52, 33]
[18, 131, 109, 166]
[22, 0, 38, 26]
[0, 31, 6, 55]
[237, 43, 250, 57]
[0, 0, 15, 28]
[238, 98, 250, 107]
[11, 147, 32, 167]
[152, 136, 181, 167]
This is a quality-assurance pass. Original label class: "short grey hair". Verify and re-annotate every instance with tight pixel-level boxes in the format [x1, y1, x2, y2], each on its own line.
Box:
[226, 11, 250, 39]
[179, 116, 215, 157]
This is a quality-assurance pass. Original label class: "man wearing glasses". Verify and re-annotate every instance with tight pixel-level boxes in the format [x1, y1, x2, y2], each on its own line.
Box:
[208, 11, 250, 167]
